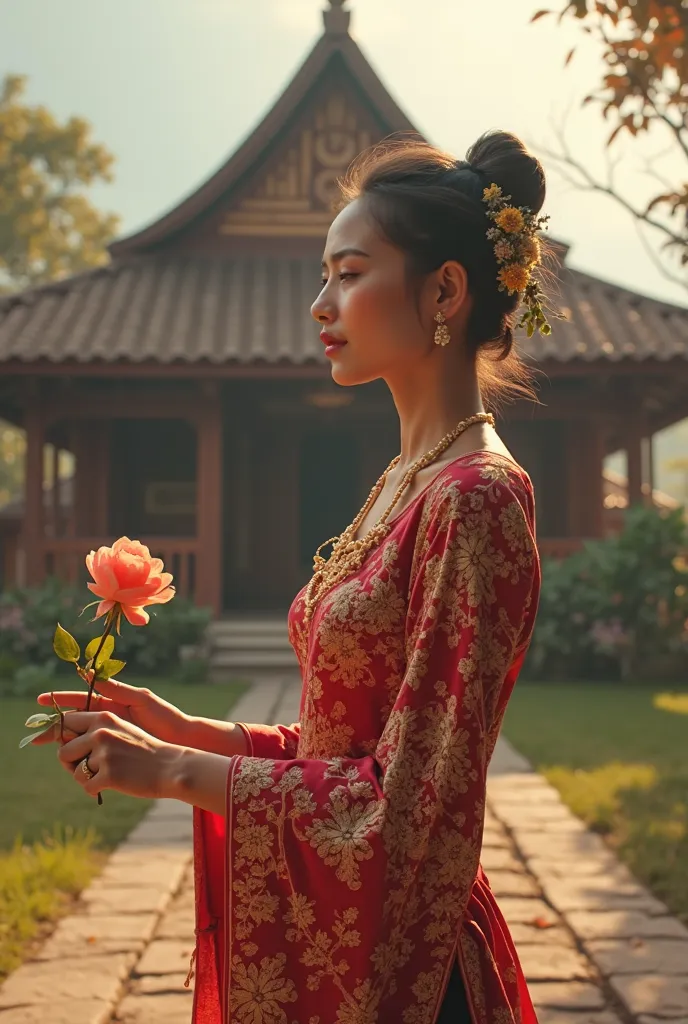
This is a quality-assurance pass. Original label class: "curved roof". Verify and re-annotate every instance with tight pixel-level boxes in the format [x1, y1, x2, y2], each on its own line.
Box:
[110, 3, 416, 258]
[1, 254, 687, 366]
[1, 1, 687, 370]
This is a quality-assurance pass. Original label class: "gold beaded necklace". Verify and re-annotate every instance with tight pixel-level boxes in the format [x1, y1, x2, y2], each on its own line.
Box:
[304, 411, 495, 621]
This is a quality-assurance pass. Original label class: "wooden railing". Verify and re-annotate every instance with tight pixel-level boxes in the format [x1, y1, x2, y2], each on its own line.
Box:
[537, 537, 585, 560]
[42, 537, 199, 600]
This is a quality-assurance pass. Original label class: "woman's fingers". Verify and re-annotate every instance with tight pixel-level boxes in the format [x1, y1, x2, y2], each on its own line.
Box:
[57, 729, 95, 769]
[59, 710, 107, 736]
[37, 678, 150, 709]
[37, 691, 113, 711]
[73, 756, 101, 798]
[30, 722, 80, 746]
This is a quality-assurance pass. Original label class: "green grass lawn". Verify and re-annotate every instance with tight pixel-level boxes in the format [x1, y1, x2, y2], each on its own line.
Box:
[0, 677, 247, 977]
[2, 678, 248, 849]
[503, 681, 688, 924]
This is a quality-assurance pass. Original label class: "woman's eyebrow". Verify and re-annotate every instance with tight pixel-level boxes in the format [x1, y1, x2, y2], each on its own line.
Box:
[321, 247, 371, 268]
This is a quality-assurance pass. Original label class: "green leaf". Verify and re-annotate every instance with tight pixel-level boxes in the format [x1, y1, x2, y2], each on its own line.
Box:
[24, 712, 60, 729]
[19, 726, 52, 749]
[53, 623, 80, 663]
[94, 658, 126, 681]
[85, 635, 115, 666]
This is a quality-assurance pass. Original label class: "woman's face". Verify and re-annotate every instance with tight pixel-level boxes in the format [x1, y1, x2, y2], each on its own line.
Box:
[311, 198, 436, 387]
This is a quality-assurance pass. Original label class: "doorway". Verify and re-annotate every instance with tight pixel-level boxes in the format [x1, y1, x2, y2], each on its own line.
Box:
[299, 428, 361, 571]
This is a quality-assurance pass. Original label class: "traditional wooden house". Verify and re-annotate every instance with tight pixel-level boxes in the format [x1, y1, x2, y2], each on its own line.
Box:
[1, 0, 687, 615]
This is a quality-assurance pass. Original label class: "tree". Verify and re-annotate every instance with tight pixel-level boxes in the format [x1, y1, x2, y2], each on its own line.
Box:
[0, 74, 120, 292]
[533, 2, 688, 288]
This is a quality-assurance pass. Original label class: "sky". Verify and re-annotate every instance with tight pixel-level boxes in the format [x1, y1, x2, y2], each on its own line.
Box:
[1, 0, 687, 496]
[3, 0, 688, 306]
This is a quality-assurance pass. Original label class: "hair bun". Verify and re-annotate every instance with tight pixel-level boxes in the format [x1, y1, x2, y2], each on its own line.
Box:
[466, 130, 545, 215]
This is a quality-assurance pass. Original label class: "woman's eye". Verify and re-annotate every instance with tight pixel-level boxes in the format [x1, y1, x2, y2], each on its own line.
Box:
[320, 272, 358, 285]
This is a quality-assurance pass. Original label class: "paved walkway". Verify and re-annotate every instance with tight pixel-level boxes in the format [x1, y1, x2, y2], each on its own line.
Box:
[1, 675, 687, 1023]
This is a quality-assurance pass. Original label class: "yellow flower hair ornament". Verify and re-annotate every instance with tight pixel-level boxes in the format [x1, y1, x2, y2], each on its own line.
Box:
[483, 183, 552, 338]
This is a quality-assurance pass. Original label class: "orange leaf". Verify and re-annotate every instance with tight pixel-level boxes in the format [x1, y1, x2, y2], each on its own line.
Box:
[531, 9, 552, 22]
[530, 915, 556, 929]
[565, 46, 576, 66]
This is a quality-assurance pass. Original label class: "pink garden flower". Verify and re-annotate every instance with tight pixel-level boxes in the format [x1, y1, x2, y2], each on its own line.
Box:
[86, 537, 175, 626]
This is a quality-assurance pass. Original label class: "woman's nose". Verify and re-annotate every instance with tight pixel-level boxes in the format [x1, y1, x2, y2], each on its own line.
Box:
[311, 284, 333, 323]
[311, 298, 334, 325]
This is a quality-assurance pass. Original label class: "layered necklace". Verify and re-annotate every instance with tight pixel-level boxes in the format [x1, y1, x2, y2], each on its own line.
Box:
[304, 411, 495, 620]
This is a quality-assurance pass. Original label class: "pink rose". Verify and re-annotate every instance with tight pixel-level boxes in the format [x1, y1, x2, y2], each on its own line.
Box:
[86, 537, 175, 626]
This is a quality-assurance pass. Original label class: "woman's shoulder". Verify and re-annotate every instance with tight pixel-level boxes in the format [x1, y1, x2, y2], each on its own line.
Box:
[427, 450, 533, 510]
[412, 450, 536, 547]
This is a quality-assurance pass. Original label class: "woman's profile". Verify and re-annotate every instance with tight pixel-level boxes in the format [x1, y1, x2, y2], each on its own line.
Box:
[44, 128, 549, 1024]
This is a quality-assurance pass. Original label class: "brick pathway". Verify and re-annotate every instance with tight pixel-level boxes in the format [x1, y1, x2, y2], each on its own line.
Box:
[2, 674, 687, 1023]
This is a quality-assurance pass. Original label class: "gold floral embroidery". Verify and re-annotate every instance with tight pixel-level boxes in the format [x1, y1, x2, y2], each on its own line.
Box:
[225, 455, 538, 1024]
[233, 872, 280, 940]
[234, 811, 274, 864]
[234, 758, 278, 802]
[499, 499, 530, 551]
[460, 931, 488, 1024]
[230, 952, 298, 1023]
[304, 786, 385, 890]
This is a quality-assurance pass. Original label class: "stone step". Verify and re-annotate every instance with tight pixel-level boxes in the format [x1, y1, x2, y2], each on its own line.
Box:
[211, 649, 299, 669]
[206, 617, 296, 675]
[208, 618, 289, 637]
[209, 634, 293, 651]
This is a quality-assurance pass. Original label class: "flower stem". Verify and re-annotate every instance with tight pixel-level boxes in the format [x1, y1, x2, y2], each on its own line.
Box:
[85, 606, 118, 807]
[51, 692, 65, 743]
[85, 608, 117, 712]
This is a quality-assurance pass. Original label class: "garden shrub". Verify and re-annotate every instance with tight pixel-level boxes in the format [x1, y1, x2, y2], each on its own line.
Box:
[0, 579, 212, 693]
[525, 505, 688, 682]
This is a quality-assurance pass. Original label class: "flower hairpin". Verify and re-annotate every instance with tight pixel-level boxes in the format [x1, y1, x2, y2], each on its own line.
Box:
[482, 183, 552, 338]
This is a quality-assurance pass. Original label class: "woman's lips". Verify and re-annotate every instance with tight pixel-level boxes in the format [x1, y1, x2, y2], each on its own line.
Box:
[320, 331, 348, 356]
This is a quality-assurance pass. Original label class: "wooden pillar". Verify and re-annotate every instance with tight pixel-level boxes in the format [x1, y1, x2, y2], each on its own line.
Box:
[626, 420, 644, 507]
[92, 422, 111, 535]
[564, 419, 605, 539]
[72, 426, 93, 535]
[67, 424, 77, 538]
[23, 393, 45, 585]
[50, 444, 59, 538]
[643, 435, 655, 508]
[234, 428, 251, 574]
[580, 421, 606, 538]
[195, 395, 223, 616]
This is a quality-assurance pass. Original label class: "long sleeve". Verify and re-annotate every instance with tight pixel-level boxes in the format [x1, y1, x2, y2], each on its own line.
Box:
[193, 467, 539, 1024]
[235, 721, 301, 759]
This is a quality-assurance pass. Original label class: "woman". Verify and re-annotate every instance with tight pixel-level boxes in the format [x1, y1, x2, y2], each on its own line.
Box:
[39, 130, 550, 1024]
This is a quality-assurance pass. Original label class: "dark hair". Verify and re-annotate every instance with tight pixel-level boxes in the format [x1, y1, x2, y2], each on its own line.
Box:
[338, 130, 548, 404]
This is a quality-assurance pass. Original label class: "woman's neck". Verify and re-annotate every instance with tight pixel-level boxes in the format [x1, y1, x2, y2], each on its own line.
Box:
[388, 361, 486, 473]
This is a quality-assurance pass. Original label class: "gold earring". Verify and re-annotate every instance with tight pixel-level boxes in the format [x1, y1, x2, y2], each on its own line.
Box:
[434, 311, 450, 347]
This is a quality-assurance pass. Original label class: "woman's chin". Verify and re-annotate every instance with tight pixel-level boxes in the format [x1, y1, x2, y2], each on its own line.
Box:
[330, 355, 377, 388]
[330, 360, 357, 386]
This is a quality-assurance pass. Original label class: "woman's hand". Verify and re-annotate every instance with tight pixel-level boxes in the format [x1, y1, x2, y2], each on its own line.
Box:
[34, 678, 249, 758]
[34, 678, 192, 748]
[56, 709, 183, 801]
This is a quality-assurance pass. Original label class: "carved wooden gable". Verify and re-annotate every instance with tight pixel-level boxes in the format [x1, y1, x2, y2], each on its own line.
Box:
[219, 81, 380, 238]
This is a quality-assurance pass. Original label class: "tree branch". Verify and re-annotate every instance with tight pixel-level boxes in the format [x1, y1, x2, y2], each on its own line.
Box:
[644, 87, 688, 162]
[539, 128, 687, 250]
[634, 218, 688, 291]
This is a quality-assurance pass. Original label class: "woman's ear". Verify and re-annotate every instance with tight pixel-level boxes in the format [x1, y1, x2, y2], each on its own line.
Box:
[437, 261, 469, 319]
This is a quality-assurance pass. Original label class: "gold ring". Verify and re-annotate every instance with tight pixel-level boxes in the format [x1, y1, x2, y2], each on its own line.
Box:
[80, 757, 96, 781]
